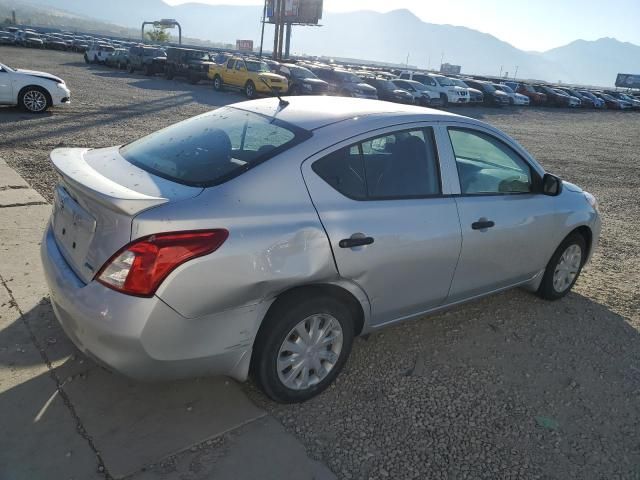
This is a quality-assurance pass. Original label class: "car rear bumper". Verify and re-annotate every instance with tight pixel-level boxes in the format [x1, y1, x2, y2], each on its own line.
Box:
[41, 223, 255, 382]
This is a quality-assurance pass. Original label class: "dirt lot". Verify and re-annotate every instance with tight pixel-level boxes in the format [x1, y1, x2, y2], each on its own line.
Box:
[1, 46, 639, 480]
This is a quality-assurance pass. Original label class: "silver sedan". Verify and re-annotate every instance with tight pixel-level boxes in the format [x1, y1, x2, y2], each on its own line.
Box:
[41, 97, 601, 403]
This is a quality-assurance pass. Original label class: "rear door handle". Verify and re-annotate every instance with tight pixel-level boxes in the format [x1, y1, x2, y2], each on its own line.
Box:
[339, 236, 374, 248]
[471, 219, 495, 230]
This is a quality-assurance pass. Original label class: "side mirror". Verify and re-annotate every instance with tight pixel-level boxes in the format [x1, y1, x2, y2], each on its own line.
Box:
[542, 173, 562, 196]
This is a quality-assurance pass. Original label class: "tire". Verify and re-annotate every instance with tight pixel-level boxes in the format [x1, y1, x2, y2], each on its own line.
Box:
[84, 54, 89, 64]
[509, 97, 515, 106]
[252, 292, 355, 403]
[143, 64, 152, 76]
[245, 80, 256, 99]
[93, 55, 99, 64]
[213, 75, 223, 91]
[19, 87, 50, 113]
[117, 61, 122, 70]
[188, 74, 200, 85]
[165, 67, 174, 80]
[440, 93, 448, 107]
[537, 232, 587, 301]
[341, 89, 353, 98]
[128, 63, 135, 74]
[289, 84, 300, 96]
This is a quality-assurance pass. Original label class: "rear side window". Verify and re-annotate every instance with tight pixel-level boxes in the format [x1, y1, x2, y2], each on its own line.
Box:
[120, 107, 310, 187]
[312, 128, 441, 200]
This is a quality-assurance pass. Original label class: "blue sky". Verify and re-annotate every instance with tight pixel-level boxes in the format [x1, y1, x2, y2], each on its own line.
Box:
[163, 0, 640, 51]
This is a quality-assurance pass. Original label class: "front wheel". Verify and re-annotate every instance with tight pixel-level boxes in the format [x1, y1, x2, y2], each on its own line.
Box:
[440, 93, 448, 107]
[537, 233, 587, 300]
[245, 80, 256, 99]
[213, 75, 223, 91]
[143, 64, 152, 76]
[252, 293, 355, 403]
[19, 87, 49, 113]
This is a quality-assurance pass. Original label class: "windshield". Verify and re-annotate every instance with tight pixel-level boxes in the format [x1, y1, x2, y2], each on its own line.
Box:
[499, 85, 514, 94]
[335, 71, 362, 83]
[451, 79, 468, 88]
[120, 107, 309, 187]
[0, 62, 14, 72]
[26, 33, 40, 39]
[434, 76, 453, 87]
[290, 66, 317, 79]
[188, 51, 210, 61]
[245, 60, 270, 73]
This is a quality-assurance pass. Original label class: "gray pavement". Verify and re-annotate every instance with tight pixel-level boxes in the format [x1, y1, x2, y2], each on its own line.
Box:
[0, 158, 335, 480]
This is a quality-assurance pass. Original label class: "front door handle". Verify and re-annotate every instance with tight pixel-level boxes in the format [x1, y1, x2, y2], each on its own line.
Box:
[339, 235, 374, 248]
[471, 219, 495, 230]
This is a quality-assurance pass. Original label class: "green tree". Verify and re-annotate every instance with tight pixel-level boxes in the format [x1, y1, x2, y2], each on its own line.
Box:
[146, 27, 170, 43]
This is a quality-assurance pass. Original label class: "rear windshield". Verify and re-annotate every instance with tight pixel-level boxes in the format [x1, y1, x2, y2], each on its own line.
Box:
[120, 107, 310, 187]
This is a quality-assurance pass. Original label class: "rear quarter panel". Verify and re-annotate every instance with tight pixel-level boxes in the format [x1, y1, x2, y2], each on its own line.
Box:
[132, 142, 339, 319]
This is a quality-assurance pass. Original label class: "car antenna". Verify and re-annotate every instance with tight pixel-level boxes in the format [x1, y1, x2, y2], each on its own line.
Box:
[260, 77, 289, 108]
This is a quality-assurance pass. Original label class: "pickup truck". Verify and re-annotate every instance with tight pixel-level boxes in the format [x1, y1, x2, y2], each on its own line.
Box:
[208, 56, 288, 99]
[165, 47, 214, 84]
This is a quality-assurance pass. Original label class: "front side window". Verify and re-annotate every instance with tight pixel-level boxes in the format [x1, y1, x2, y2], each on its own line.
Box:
[313, 128, 441, 200]
[120, 107, 309, 187]
[448, 128, 532, 194]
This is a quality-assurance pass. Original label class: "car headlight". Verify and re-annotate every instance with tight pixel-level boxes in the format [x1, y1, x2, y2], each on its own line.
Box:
[584, 192, 599, 213]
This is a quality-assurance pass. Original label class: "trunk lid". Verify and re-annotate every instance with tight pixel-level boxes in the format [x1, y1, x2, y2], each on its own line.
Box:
[50, 147, 203, 283]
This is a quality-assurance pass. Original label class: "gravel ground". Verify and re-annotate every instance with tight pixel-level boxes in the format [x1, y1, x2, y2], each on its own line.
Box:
[2, 47, 639, 480]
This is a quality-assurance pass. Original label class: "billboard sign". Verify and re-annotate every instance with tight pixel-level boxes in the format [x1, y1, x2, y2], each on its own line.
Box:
[236, 39, 254, 52]
[266, 0, 323, 24]
[440, 63, 461, 75]
[615, 73, 640, 89]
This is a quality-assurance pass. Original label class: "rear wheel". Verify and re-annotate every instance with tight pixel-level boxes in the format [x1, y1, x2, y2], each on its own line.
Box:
[188, 74, 200, 85]
[253, 292, 355, 403]
[143, 64, 152, 76]
[537, 233, 587, 300]
[84, 53, 89, 64]
[165, 67, 174, 80]
[128, 63, 135, 74]
[19, 87, 50, 113]
[245, 80, 256, 99]
[440, 93, 448, 107]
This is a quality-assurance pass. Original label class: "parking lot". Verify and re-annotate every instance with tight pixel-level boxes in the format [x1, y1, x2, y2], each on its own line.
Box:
[1, 46, 639, 480]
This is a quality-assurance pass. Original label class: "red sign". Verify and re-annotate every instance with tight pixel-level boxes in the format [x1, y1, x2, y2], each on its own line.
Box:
[236, 40, 254, 52]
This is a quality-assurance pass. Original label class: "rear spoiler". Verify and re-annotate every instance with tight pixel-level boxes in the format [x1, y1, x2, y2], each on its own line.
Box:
[50, 148, 168, 215]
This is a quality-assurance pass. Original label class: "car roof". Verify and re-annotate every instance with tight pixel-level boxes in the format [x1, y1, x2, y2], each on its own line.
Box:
[230, 96, 461, 131]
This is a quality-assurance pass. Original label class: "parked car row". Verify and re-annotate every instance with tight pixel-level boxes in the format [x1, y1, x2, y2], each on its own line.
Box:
[3, 24, 639, 111]
[0, 26, 137, 53]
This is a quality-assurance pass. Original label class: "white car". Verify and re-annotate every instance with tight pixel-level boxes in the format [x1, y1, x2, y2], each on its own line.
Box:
[398, 71, 469, 106]
[495, 84, 530, 106]
[392, 78, 442, 107]
[84, 44, 115, 64]
[0, 62, 71, 113]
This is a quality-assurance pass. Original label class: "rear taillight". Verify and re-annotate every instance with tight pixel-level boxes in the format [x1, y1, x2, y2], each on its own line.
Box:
[96, 230, 228, 297]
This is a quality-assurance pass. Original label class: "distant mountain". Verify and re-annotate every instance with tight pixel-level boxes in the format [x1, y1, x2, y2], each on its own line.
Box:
[7, 0, 639, 86]
[541, 37, 640, 86]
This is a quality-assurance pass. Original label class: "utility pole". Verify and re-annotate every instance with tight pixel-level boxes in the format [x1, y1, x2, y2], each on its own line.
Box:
[258, 0, 267, 57]
[514, 65, 519, 79]
[440, 51, 444, 69]
[272, 0, 280, 60]
[499, 65, 503, 78]
[405, 52, 410, 68]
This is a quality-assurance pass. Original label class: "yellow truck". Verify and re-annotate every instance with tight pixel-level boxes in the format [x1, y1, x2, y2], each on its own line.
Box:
[209, 57, 288, 99]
